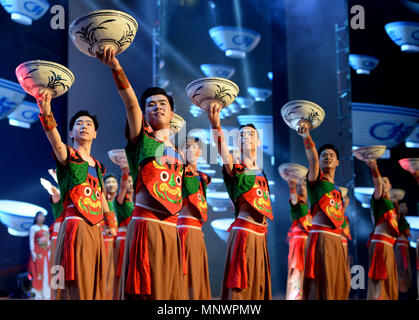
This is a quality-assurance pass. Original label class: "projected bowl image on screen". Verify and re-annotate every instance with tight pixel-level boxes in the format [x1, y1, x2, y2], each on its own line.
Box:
[209, 26, 261, 59]
[349, 54, 379, 74]
[0, 0, 50, 26]
[0, 77, 27, 120]
[200, 64, 236, 79]
[0, 200, 48, 237]
[210, 218, 235, 242]
[15, 60, 74, 98]
[354, 187, 374, 209]
[69, 9, 138, 57]
[385, 21, 419, 53]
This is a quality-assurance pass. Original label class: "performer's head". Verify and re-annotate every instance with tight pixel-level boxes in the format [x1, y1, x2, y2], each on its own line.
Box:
[382, 176, 392, 193]
[127, 174, 134, 194]
[33, 211, 45, 225]
[104, 174, 118, 195]
[239, 124, 260, 155]
[69, 110, 99, 144]
[398, 201, 408, 215]
[318, 144, 339, 171]
[297, 178, 307, 200]
[181, 136, 203, 166]
[140, 87, 174, 130]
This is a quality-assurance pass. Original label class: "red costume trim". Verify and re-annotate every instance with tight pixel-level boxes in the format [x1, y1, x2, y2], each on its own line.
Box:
[287, 226, 308, 272]
[115, 227, 127, 277]
[367, 233, 396, 280]
[61, 206, 81, 281]
[396, 239, 410, 270]
[225, 218, 267, 289]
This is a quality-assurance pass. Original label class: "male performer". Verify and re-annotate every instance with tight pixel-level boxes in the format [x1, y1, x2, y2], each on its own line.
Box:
[113, 167, 134, 300]
[394, 201, 412, 295]
[96, 47, 184, 300]
[208, 104, 273, 300]
[297, 120, 350, 300]
[36, 92, 117, 300]
[365, 159, 399, 300]
[178, 137, 212, 299]
[102, 174, 119, 299]
[340, 196, 352, 299]
[286, 178, 311, 300]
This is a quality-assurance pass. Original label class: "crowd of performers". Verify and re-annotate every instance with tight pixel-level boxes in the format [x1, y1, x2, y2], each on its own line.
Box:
[26, 46, 419, 300]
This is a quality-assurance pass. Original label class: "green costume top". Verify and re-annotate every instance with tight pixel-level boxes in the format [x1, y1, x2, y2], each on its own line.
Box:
[398, 214, 410, 237]
[182, 167, 211, 221]
[307, 171, 344, 228]
[115, 195, 134, 227]
[370, 196, 399, 235]
[49, 198, 64, 221]
[54, 145, 106, 225]
[222, 161, 273, 220]
[125, 119, 184, 215]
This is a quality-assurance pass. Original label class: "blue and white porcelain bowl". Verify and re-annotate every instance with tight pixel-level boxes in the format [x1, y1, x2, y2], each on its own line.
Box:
[69, 9, 138, 57]
[247, 87, 272, 102]
[0, 200, 47, 237]
[0, 0, 49, 25]
[16, 60, 74, 98]
[399, 158, 419, 175]
[351, 102, 419, 148]
[186, 77, 239, 111]
[7, 100, 39, 129]
[281, 100, 325, 131]
[209, 26, 261, 59]
[349, 54, 379, 74]
[0, 78, 26, 120]
[354, 187, 374, 209]
[200, 64, 236, 79]
[210, 218, 235, 242]
[405, 124, 419, 148]
[385, 21, 419, 53]
[107, 149, 128, 168]
[352, 145, 387, 162]
[238, 115, 274, 156]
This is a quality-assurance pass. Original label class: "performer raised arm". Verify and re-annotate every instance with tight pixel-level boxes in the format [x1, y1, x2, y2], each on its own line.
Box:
[364, 159, 399, 300]
[96, 46, 184, 300]
[296, 120, 350, 300]
[36, 92, 116, 300]
[177, 137, 212, 300]
[208, 103, 273, 300]
[285, 178, 311, 300]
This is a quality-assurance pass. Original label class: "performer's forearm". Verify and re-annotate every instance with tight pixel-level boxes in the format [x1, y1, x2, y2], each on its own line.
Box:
[39, 112, 67, 165]
[116, 174, 129, 204]
[303, 135, 319, 182]
[289, 185, 298, 205]
[111, 66, 143, 141]
[211, 126, 233, 172]
[371, 165, 383, 199]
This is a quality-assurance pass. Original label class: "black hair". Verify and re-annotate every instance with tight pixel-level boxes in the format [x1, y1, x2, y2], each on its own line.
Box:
[140, 87, 174, 113]
[239, 123, 259, 138]
[104, 174, 118, 182]
[318, 144, 340, 160]
[69, 110, 99, 131]
[180, 136, 204, 151]
[33, 211, 44, 225]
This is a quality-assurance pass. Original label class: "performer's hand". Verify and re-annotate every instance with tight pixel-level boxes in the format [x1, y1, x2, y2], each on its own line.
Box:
[51, 186, 61, 203]
[36, 91, 52, 115]
[121, 166, 130, 175]
[288, 178, 297, 188]
[106, 227, 117, 238]
[366, 159, 377, 169]
[95, 46, 120, 70]
[296, 119, 311, 138]
[207, 102, 222, 129]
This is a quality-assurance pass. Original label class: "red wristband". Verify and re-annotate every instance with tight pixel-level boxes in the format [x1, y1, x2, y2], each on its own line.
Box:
[39, 112, 57, 131]
[112, 68, 130, 90]
[371, 166, 380, 178]
[122, 173, 129, 181]
[303, 136, 315, 149]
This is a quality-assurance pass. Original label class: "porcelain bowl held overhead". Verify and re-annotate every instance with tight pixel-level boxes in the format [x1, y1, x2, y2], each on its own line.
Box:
[390, 189, 405, 202]
[186, 77, 239, 111]
[339, 187, 349, 199]
[15, 60, 74, 98]
[399, 158, 419, 175]
[281, 100, 325, 132]
[352, 145, 387, 162]
[69, 9, 138, 57]
[278, 163, 309, 182]
[209, 26, 261, 59]
[170, 113, 185, 136]
[354, 187, 374, 209]
[107, 149, 128, 168]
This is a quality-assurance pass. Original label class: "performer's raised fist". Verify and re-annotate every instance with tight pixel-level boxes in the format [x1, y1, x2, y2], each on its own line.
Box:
[296, 119, 311, 137]
[36, 91, 52, 115]
[95, 46, 120, 70]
